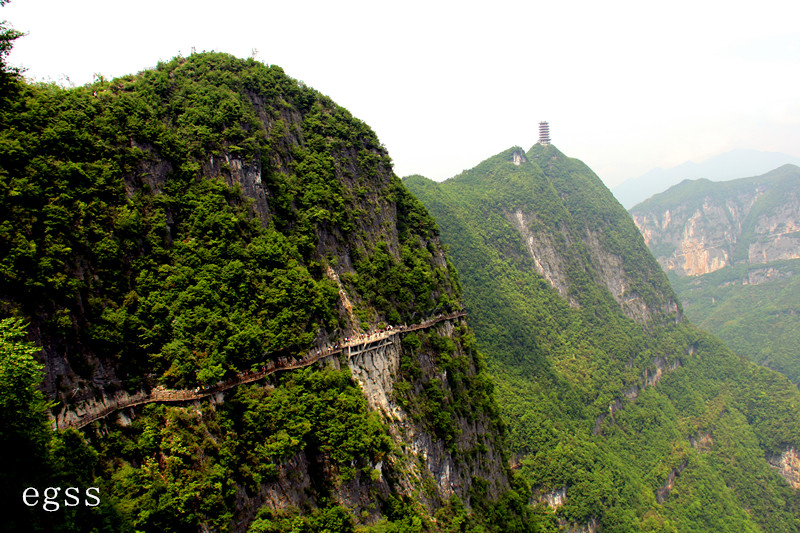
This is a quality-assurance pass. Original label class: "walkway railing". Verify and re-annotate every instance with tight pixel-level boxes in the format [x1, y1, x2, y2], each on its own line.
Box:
[54, 311, 465, 430]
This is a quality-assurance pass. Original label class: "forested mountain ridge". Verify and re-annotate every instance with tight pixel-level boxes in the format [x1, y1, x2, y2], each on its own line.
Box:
[0, 52, 526, 532]
[629, 166, 800, 384]
[612, 150, 800, 209]
[406, 144, 800, 532]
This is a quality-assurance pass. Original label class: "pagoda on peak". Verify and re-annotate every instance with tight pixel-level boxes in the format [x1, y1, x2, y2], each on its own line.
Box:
[539, 121, 551, 145]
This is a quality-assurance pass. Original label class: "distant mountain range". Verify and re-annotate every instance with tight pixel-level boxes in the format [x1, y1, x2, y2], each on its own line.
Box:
[613, 149, 800, 209]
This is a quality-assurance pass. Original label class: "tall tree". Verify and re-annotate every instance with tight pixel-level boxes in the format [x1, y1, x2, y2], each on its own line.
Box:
[0, 0, 23, 97]
[0, 317, 53, 530]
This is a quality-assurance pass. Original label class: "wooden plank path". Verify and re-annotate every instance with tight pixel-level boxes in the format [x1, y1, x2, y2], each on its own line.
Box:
[55, 311, 466, 430]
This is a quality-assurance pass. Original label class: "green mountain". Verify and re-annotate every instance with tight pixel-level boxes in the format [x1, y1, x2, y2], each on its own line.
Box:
[630, 167, 800, 384]
[406, 144, 800, 532]
[3, 22, 800, 531]
[0, 52, 526, 532]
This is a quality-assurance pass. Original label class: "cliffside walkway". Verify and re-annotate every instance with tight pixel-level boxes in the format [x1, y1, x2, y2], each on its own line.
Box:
[54, 311, 466, 430]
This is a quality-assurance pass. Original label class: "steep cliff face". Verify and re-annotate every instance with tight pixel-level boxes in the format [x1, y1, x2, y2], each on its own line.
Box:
[220, 315, 508, 530]
[346, 318, 508, 505]
[0, 53, 511, 530]
[507, 207, 572, 302]
[526, 144, 681, 325]
[630, 165, 800, 276]
[630, 165, 800, 385]
[3, 53, 459, 400]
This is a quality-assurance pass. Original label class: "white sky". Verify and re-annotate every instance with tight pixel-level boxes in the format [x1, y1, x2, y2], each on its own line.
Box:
[4, 0, 800, 186]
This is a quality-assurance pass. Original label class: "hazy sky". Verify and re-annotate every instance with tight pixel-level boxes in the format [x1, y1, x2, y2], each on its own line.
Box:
[4, 0, 800, 186]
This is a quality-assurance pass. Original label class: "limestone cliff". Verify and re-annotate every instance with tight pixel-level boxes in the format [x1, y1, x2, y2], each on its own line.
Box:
[346, 317, 508, 506]
[13, 53, 459, 409]
[630, 164, 800, 277]
[227, 315, 508, 530]
[769, 446, 800, 489]
[410, 144, 681, 327]
[630, 164, 800, 386]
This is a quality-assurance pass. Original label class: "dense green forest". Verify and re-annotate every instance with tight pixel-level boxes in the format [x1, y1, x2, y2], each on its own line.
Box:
[0, 41, 527, 531]
[668, 260, 800, 385]
[0, 50, 460, 389]
[406, 144, 800, 532]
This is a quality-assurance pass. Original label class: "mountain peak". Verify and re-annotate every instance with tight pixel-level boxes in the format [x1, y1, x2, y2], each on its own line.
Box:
[416, 145, 680, 325]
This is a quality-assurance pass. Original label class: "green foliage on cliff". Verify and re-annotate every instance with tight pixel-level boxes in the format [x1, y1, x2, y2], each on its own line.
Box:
[2, 314, 519, 533]
[0, 52, 456, 389]
[397, 326, 500, 447]
[0, 51, 505, 531]
[406, 145, 800, 532]
[0, 317, 51, 528]
[81, 366, 397, 532]
[0, 319, 123, 532]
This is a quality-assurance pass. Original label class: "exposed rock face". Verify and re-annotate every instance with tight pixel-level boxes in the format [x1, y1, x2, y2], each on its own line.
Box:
[511, 149, 528, 166]
[347, 318, 508, 505]
[769, 446, 800, 489]
[631, 166, 800, 277]
[690, 430, 713, 453]
[582, 229, 680, 323]
[233, 452, 315, 530]
[531, 485, 567, 510]
[225, 317, 509, 526]
[347, 337, 402, 415]
[68, 316, 511, 528]
[594, 355, 682, 435]
[530, 486, 598, 533]
[509, 209, 571, 301]
[2, 54, 504, 529]
[749, 207, 800, 264]
[508, 209, 680, 323]
[656, 460, 688, 503]
[564, 518, 599, 533]
[52, 388, 148, 429]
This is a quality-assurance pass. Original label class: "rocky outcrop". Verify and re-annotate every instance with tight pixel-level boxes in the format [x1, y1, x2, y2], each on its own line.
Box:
[564, 518, 599, 533]
[769, 446, 800, 489]
[690, 430, 713, 453]
[507, 205, 680, 323]
[53, 313, 467, 429]
[530, 486, 599, 533]
[633, 198, 743, 276]
[347, 337, 402, 415]
[656, 460, 688, 503]
[52, 388, 149, 430]
[230, 316, 511, 521]
[531, 485, 567, 510]
[583, 229, 680, 323]
[233, 452, 315, 529]
[58, 312, 509, 524]
[594, 356, 682, 435]
[509, 209, 571, 301]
